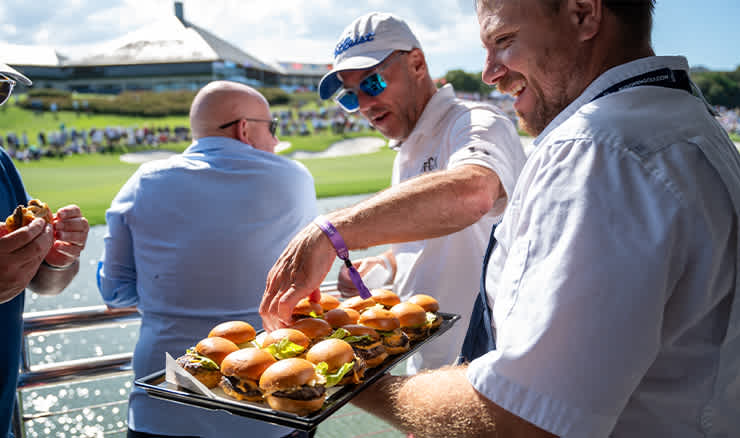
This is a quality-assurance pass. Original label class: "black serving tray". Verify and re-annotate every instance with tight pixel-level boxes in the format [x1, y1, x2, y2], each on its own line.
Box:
[135, 312, 460, 431]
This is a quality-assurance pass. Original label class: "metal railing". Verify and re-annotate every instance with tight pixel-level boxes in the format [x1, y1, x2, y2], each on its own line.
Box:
[13, 282, 342, 438]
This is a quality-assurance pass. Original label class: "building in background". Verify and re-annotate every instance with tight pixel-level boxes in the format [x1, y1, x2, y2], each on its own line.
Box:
[2, 2, 330, 94]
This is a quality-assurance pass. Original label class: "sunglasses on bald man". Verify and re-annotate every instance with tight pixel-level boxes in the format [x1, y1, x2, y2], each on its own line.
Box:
[219, 116, 279, 137]
[333, 51, 407, 113]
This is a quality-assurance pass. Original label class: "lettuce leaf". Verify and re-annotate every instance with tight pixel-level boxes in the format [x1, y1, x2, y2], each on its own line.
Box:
[184, 347, 219, 370]
[264, 338, 305, 360]
[329, 328, 351, 339]
[314, 361, 355, 388]
[328, 328, 372, 344]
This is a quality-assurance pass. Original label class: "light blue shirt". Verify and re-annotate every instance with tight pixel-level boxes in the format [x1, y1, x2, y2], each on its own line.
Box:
[468, 56, 740, 437]
[98, 136, 317, 437]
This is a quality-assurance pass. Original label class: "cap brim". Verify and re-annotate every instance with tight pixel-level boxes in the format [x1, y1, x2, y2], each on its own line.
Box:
[318, 49, 395, 99]
[0, 62, 31, 86]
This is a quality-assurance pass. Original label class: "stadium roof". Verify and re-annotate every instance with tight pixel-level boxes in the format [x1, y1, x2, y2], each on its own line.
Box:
[0, 42, 65, 66]
[67, 8, 282, 74]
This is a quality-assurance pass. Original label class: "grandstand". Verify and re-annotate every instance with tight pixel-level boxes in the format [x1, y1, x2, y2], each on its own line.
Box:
[2, 2, 330, 94]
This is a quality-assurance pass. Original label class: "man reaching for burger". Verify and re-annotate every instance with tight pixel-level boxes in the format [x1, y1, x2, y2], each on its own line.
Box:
[266, 1, 740, 436]
[98, 81, 317, 438]
[261, 12, 526, 376]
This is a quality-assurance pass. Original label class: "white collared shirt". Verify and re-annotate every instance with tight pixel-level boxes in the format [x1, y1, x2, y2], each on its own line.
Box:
[391, 84, 526, 372]
[467, 57, 740, 437]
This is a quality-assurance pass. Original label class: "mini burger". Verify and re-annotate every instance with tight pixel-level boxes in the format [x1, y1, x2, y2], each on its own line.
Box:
[219, 348, 276, 401]
[323, 308, 360, 328]
[358, 308, 409, 355]
[318, 293, 341, 311]
[293, 297, 323, 320]
[289, 318, 333, 347]
[5, 199, 53, 232]
[390, 302, 429, 342]
[261, 329, 310, 360]
[370, 289, 400, 309]
[259, 358, 326, 416]
[332, 324, 388, 368]
[407, 294, 442, 331]
[306, 338, 365, 386]
[208, 320, 257, 348]
[340, 296, 377, 313]
[176, 336, 239, 388]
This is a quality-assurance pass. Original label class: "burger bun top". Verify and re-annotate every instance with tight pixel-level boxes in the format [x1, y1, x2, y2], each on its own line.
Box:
[293, 298, 323, 317]
[194, 337, 239, 365]
[306, 339, 355, 371]
[324, 308, 361, 328]
[370, 289, 400, 308]
[407, 294, 439, 313]
[261, 328, 311, 350]
[208, 321, 256, 345]
[220, 348, 276, 380]
[290, 318, 332, 340]
[259, 358, 320, 392]
[390, 303, 427, 328]
[358, 308, 400, 331]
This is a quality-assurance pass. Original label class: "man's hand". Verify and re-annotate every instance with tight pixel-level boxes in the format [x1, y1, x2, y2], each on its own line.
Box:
[260, 223, 336, 331]
[0, 218, 54, 304]
[45, 205, 89, 268]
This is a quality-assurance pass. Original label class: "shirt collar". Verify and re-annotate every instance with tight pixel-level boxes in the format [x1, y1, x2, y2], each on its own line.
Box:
[534, 56, 691, 146]
[389, 83, 456, 150]
[184, 136, 257, 155]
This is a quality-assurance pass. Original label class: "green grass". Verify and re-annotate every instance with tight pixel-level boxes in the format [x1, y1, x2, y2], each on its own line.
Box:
[14, 142, 395, 226]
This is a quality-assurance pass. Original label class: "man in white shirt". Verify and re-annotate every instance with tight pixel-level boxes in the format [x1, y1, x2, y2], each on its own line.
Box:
[261, 13, 526, 375]
[300, 1, 740, 437]
[99, 81, 317, 438]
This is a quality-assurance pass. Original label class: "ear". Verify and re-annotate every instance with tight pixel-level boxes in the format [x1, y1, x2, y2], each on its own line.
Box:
[235, 119, 251, 144]
[566, 0, 602, 42]
[406, 48, 428, 80]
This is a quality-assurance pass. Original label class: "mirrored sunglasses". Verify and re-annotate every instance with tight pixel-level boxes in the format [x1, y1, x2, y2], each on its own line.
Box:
[333, 51, 406, 113]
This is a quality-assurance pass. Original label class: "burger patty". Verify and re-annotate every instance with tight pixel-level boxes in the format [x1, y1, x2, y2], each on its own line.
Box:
[354, 344, 386, 361]
[272, 384, 326, 401]
[403, 325, 428, 340]
[221, 376, 263, 398]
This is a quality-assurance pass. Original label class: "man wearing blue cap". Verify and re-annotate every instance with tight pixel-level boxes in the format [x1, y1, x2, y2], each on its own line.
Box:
[0, 61, 90, 438]
[261, 12, 526, 374]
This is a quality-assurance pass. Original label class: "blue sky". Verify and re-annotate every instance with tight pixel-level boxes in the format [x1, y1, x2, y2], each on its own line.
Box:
[0, 0, 737, 78]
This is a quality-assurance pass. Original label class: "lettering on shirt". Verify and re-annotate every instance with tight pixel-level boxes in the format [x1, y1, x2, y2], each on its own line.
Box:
[421, 157, 438, 173]
[335, 32, 375, 57]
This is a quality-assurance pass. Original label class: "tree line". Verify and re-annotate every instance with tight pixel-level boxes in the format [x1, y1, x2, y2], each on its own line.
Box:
[444, 66, 740, 109]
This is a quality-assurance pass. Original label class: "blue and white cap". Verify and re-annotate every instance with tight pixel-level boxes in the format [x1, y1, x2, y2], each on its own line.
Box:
[318, 12, 421, 100]
[0, 62, 31, 85]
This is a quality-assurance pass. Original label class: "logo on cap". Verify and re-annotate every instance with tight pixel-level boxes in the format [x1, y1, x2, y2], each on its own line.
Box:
[334, 32, 375, 57]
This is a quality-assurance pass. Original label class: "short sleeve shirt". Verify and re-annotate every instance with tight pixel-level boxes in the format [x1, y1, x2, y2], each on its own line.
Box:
[467, 56, 740, 437]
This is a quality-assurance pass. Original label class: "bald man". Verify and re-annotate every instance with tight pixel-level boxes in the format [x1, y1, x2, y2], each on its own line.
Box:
[98, 81, 317, 438]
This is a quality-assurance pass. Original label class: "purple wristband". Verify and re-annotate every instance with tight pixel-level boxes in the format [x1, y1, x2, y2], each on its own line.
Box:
[314, 216, 372, 299]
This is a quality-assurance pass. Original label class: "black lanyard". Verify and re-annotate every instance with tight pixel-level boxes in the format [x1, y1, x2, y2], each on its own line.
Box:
[591, 68, 692, 103]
